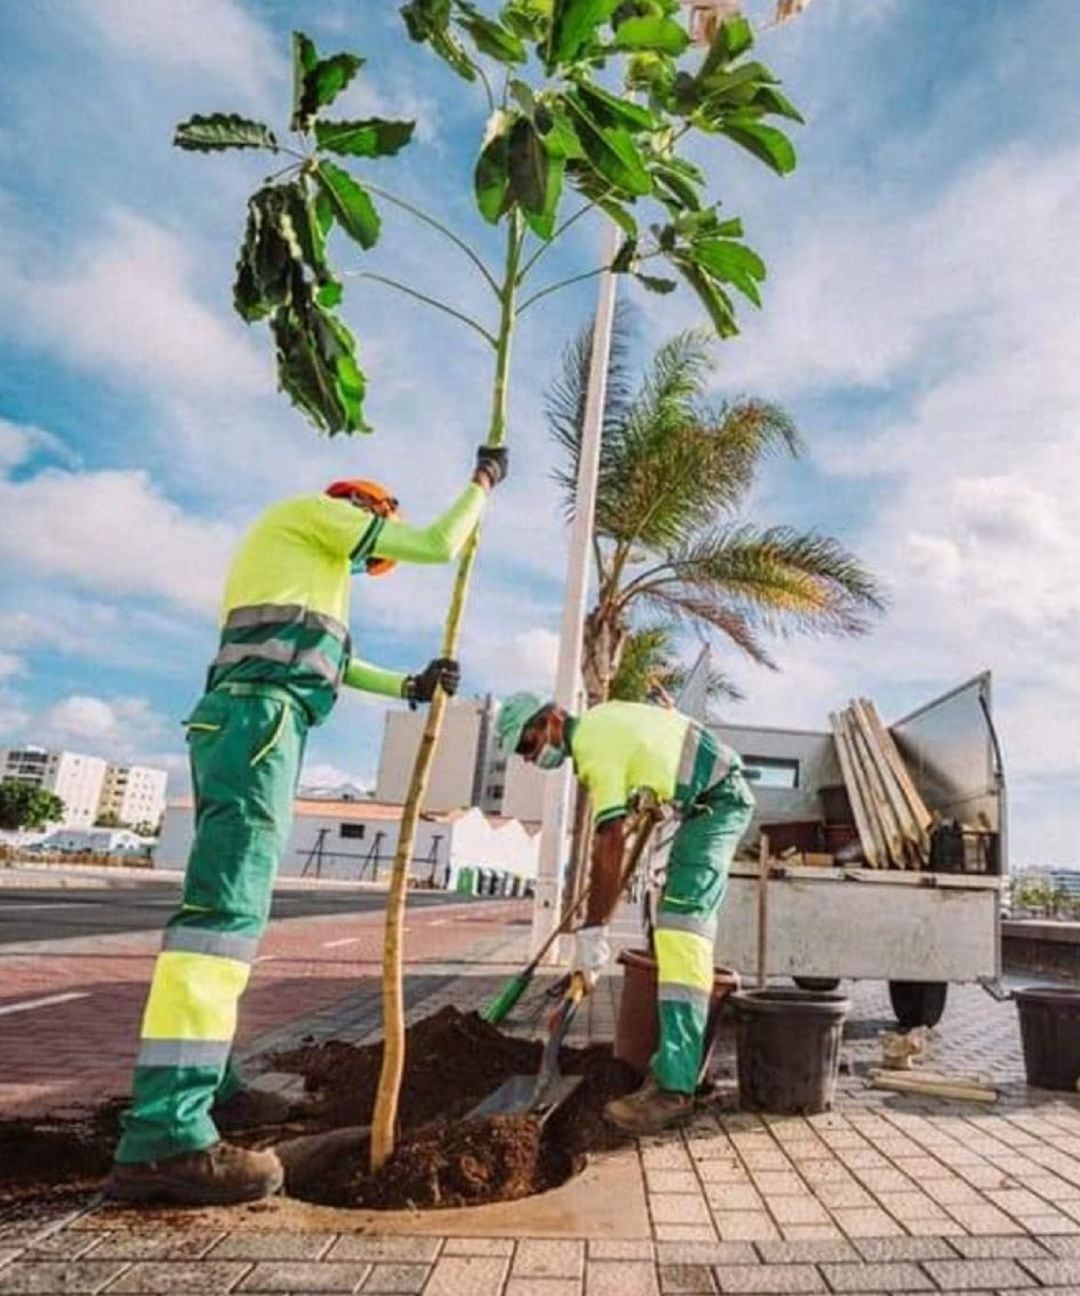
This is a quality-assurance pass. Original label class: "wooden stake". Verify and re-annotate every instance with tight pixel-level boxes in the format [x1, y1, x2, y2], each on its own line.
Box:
[832, 711, 885, 868]
[850, 698, 923, 866]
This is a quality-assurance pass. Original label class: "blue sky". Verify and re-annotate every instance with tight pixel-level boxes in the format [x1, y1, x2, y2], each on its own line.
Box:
[2, 0, 1080, 865]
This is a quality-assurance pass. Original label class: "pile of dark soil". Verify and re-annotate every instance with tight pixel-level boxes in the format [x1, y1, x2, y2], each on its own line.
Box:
[271, 1005, 638, 1209]
[0, 1101, 123, 1209]
[0, 1007, 638, 1215]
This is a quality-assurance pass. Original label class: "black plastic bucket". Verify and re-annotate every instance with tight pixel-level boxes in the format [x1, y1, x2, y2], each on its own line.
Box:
[1014, 986, 1080, 1091]
[733, 988, 850, 1114]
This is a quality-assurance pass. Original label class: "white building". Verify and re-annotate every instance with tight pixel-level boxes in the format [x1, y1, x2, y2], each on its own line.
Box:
[375, 697, 496, 813]
[375, 695, 546, 824]
[98, 763, 168, 830]
[43, 826, 151, 856]
[0, 746, 107, 829]
[156, 796, 539, 891]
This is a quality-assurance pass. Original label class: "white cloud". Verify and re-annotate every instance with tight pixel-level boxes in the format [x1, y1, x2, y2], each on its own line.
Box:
[0, 209, 267, 400]
[74, 0, 285, 110]
[0, 653, 21, 682]
[0, 418, 76, 472]
[300, 762, 371, 792]
[39, 693, 172, 760]
[0, 463, 236, 615]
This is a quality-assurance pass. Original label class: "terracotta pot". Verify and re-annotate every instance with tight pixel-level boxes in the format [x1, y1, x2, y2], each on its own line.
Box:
[613, 947, 740, 1078]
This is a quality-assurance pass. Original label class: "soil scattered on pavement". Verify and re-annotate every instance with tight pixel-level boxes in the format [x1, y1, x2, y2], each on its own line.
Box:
[0, 1007, 638, 1214]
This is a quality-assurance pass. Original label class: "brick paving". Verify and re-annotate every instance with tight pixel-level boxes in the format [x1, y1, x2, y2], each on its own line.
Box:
[4, 901, 1080, 1294]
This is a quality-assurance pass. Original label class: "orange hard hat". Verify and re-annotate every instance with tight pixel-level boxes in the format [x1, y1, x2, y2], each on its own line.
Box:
[325, 478, 400, 577]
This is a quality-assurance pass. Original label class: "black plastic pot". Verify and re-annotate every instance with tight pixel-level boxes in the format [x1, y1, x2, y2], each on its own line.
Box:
[1014, 986, 1080, 1091]
[733, 988, 850, 1115]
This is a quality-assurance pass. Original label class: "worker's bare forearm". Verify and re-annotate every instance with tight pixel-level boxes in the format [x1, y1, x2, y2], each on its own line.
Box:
[585, 819, 626, 927]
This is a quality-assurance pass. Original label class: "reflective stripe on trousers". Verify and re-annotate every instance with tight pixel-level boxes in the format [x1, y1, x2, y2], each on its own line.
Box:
[650, 770, 754, 1094]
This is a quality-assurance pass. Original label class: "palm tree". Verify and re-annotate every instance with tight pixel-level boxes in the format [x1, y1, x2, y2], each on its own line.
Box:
[547, 308, 886, 706]
[610, 624, 743, 706]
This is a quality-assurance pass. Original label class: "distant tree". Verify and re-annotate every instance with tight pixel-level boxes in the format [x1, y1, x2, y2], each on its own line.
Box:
[95, 811, 124, 829]
[132, 821, 158, 838]
[0, 781, 65, 831]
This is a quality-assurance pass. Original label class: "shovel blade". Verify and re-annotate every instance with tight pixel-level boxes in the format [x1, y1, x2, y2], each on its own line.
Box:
[467, 1073, 583, 1123]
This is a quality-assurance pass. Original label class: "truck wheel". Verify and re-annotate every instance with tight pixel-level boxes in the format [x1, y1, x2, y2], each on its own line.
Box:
[793, 977, 841, 992]
[889, 980, 948, 1029]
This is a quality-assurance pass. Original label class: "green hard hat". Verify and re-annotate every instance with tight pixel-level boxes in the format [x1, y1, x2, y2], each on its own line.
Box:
[497, 692, 546, 756]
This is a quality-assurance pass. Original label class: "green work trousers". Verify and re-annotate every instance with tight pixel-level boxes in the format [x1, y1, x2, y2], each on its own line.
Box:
[115, 683, 309, 1164]
[651, 767, 755, 1094]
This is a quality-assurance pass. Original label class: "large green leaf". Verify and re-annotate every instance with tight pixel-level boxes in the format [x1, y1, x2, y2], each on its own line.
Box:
[455, 4, 527, 63]
[315, 118, 416, 158]
[297, 53, 364, 126]
[573, 79, 657, 133]
[612, 14, 689, 55]
[538, 100, 585, 159]
[566, 161, 638, 235]
[698, 14, 753, 80]
[402, 0, 478, 81]
[508, 116, 549, 214]
[315, 161, 381, 249]
[291, 31, 318, 131]
[690, 237, 765, 306]
[282, 181, 333, 287]
[751, 84, 805, 124]
[272, 295, 368, 435]
[501, 0, 551, 39]
[174, 113, 278, 152]
[672, 256, 738, 337]
[566, 93, 652, 197]
[721, 114, 796, 175]
[475, 111, 512, 223]
[547, 0, 619, 71]
[651, 161, 702, 211]
[233, 187, 294, 322]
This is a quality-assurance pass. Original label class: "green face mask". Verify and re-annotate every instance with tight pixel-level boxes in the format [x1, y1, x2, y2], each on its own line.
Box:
[536, 741, 568, 771]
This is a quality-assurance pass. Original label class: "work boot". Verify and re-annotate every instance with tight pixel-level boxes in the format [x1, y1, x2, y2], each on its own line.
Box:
[213, 1085, 298, 1132]
[103, 1141, 284, 1205]
[604, 1075, 693, 1135]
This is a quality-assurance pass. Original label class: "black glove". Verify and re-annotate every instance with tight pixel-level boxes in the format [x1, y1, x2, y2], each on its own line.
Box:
[403, 657, 461, 708]
[475, 445, 508, 489]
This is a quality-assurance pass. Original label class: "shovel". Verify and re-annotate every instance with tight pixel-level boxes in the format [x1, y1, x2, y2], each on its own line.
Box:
[467, 977, 586, 1123]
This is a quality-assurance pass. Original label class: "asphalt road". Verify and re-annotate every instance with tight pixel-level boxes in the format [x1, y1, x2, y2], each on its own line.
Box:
[0, 884, 492, 946]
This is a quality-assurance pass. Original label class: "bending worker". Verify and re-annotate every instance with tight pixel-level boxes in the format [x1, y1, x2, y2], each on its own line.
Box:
[106, 446, 507, 1205]
[497, 693, 754, 1134]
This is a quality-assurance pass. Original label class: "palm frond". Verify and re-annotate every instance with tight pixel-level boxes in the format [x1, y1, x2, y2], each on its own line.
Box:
[643, 524, 888, 641]
[638, 589, 779, 668]
[608, 621, 745, 705]
[546, 298, 636, 517]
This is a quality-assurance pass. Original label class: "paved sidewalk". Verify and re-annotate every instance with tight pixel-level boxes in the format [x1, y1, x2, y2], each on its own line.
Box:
[4, 914, 1080, 1294]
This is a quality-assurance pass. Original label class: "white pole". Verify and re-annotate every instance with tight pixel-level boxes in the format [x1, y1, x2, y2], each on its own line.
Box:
[529, 219, 622, 959]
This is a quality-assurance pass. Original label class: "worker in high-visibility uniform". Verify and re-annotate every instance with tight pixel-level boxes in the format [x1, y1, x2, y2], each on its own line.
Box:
[105, 447, 507, 1205]
[497, 693, 754, 1134]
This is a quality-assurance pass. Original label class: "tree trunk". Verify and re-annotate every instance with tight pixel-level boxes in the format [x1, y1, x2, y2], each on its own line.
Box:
[369, 217, 523, 1173]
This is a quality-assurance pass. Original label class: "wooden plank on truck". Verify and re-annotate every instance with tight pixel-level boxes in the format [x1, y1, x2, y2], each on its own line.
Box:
[862, 697, 933, 854]
[840, 710, 907, 870]
[844, 706, 907, 869]
[850, 698, 926, 868]
[830, 711, 884, 869]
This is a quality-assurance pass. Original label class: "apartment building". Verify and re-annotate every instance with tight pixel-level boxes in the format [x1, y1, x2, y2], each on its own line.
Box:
[0, 746, 107, 828]
[98, 763, 168, 831]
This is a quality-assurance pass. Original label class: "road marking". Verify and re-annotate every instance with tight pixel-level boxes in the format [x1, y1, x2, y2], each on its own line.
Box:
[429, 918, 448, 927]
[0, 991, 90, 1017]
[253, 955, 278, 964]
[0, 902, 98, 910]
[323, 937, 361, 948]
